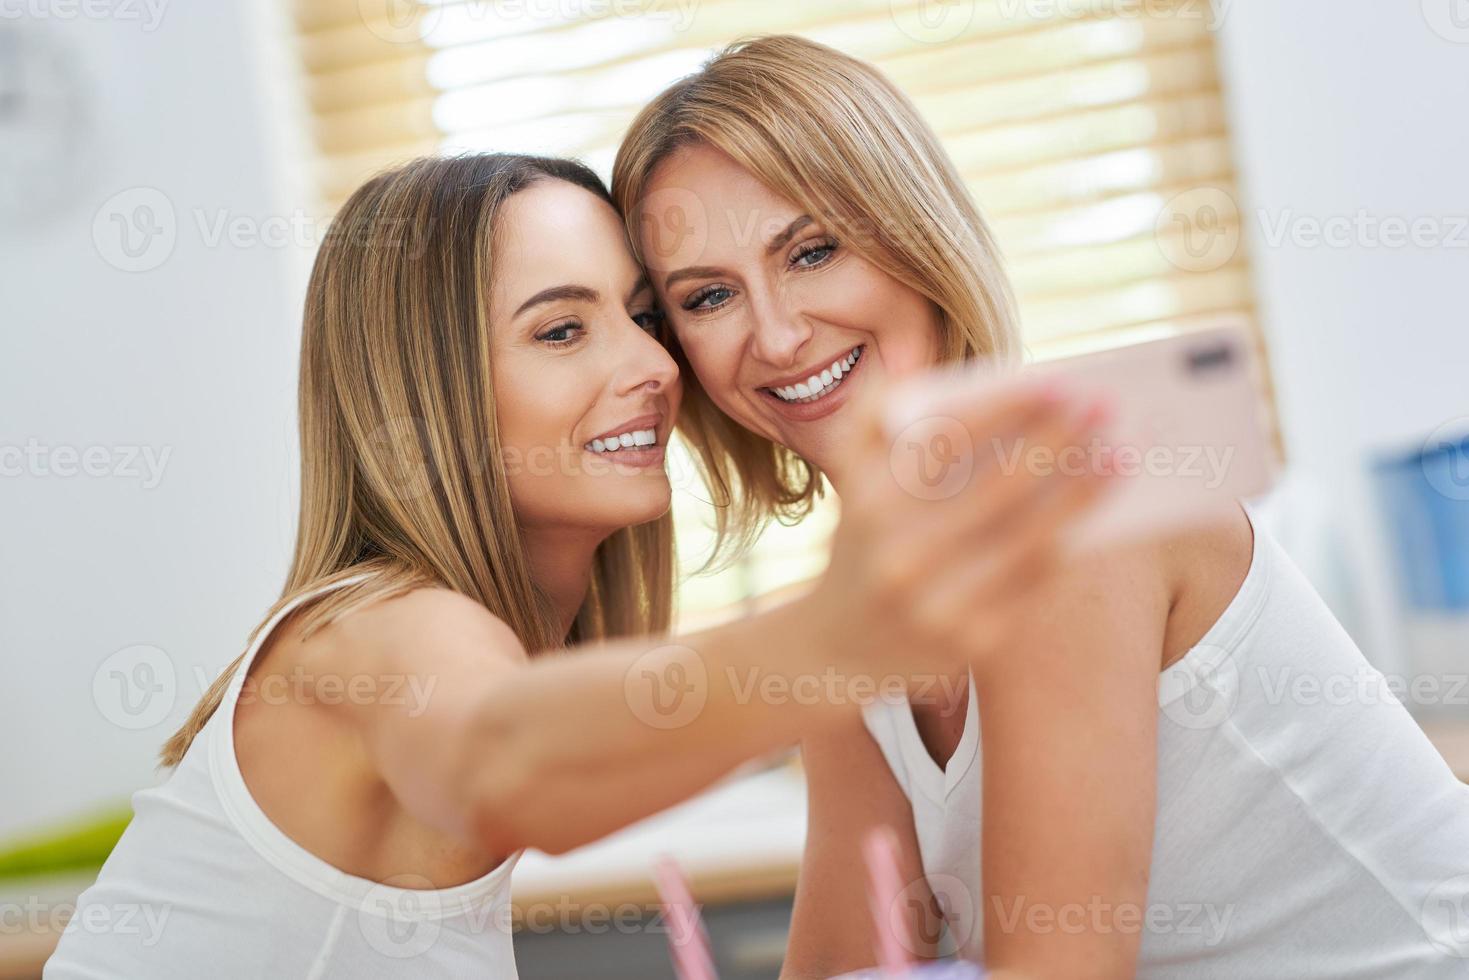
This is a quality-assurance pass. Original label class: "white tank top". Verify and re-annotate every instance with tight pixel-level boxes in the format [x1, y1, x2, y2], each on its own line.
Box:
[862, 505, 1469, 976]
[46, 574, 522, 979]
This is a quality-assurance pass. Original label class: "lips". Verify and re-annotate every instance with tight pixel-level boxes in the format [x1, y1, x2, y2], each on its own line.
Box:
[757, 344, 867, 424]
[762, 345, 863, 404]
[584, 413, 662, 455]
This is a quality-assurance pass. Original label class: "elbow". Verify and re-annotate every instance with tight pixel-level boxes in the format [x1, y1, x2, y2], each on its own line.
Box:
[463, 756, 545, 858]
[457, 719, 591, 857]
[453, 703, 541, 857]
[465, 771, 591, 858]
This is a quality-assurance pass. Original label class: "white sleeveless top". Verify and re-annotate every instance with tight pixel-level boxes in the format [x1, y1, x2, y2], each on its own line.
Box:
[862, 506, 1469, 976]
[46, 575, 522, 979]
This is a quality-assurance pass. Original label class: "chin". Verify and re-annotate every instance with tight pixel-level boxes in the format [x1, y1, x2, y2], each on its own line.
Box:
[589, 481, 673, 532]
[774, 412, 859, 480]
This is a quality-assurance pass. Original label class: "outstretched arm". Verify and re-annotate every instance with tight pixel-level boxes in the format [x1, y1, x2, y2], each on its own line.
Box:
[319, 377, 1112, 860]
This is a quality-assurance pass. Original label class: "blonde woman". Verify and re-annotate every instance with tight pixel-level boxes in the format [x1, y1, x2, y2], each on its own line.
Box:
[45, 153, 1108, 978]
[613, 35, 1469, 980]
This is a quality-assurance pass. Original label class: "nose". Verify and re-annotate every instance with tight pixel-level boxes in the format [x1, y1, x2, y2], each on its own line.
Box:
[747, 285, 813, 369]
[614, 316, 680, 398]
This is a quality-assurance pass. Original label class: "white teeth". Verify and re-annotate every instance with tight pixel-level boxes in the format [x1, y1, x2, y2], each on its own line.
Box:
[586, 427, 659, 453]
[768, 346, 864, 404]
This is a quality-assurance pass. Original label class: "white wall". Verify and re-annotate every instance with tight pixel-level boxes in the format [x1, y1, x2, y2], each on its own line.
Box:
[0, 2, 312, 838]
[1214, 0, 1469, 674]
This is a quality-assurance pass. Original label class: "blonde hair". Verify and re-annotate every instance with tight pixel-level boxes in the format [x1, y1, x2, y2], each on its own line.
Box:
[612, 34, 1020, 563]
[161, 154, 674, 767]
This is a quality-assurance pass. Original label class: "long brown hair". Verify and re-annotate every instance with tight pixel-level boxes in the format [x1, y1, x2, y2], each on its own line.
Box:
[612, 34, 1020, 564]
[161, 154, 674, 767]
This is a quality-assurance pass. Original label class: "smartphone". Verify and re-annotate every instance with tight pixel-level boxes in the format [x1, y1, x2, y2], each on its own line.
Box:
[1026, 320, 1278, 548]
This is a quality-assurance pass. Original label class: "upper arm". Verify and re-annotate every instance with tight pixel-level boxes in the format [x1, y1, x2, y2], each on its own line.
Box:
[972, 542, 1170, 979]
[782, 712, 937, 980]
[305, 587, 527, 844]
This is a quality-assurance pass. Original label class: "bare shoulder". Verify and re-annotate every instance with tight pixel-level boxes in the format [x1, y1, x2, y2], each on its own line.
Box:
[1154, 505, 1256, 587]
[296, 585, 528, 681]
[1155, 506, 1256, 666]
[1035, 534, 1173, 629]
[977, 534, 1175, 691]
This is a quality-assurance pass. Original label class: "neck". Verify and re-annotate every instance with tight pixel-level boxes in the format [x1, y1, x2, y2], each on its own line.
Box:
[520, 525, 605, 639]
[817, 456, 852, 498]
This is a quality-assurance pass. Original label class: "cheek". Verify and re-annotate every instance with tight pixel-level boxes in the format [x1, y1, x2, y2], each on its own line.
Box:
[671, 322, 743, 406]
[879, 290, 943, 374]
[824, 261, 941, 372]
[490, 367, 543, 455]
[490, 361, 586, 514]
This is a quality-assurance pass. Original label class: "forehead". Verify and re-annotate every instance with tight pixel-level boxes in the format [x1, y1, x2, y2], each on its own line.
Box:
[637, 144, 805, 275]
[490, 180, 634, 311]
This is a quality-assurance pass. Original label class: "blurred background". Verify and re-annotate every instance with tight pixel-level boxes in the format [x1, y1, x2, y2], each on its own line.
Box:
[2, 0, 1467, 976]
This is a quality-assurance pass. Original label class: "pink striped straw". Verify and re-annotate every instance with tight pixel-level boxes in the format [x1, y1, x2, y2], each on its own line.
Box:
[653, 855, 719, 980]
[864, 826, 915, 977]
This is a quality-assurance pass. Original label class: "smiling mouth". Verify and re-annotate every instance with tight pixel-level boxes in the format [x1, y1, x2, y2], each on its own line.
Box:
[762, 345, 864, 405]
[584, 427, 659, 454]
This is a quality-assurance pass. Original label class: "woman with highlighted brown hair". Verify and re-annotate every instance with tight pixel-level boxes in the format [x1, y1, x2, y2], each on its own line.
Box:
[45, 153, 1109, 978]
[613, 33, 1469, 980]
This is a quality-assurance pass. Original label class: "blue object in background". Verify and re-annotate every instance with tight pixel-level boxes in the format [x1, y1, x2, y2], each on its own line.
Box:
[1373, 428, 1469, 613]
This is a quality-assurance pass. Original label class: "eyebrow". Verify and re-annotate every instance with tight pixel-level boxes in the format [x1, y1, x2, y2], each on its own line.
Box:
[765, 214, 814, 256]
[661, 215, 815, 291]
[513, 277, 653, 318]
[514, 284, 599, 318]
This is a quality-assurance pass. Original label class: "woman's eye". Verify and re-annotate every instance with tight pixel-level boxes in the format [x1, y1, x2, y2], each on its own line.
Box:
[631, 310, 664, 334]
[791, 240, 837, 268]
[683, 286, 734, 312]
[536, 321, 584, 345]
